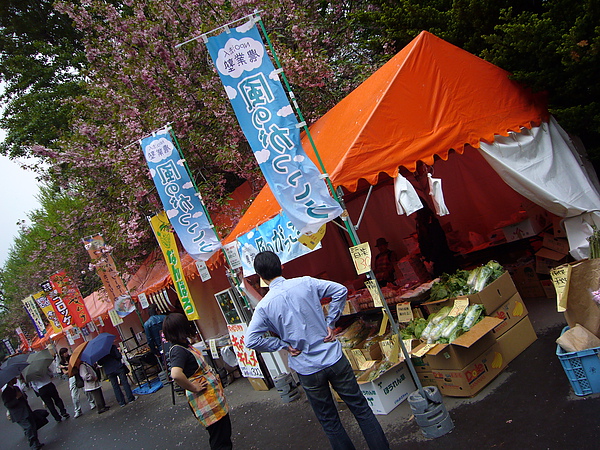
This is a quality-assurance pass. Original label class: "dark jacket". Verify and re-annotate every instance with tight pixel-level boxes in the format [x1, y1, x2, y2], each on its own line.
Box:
[2, 384, 33, 423]
[98, 345, 126, 376]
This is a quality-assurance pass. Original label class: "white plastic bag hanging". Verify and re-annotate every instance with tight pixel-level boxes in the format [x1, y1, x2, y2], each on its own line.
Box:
[394, 174, 423, 216]
[427, 173, 450, 216]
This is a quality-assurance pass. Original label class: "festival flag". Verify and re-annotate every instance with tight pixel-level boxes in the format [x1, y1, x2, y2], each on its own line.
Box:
[236, 212, 320, 277]
[33, 291, 63, 334]
[140, 130, 221, 262]
[83, 234, 128, 300]
[205, 19, 342, 234]
[21, 295, 46, 338]
[48, 271, 91, 328]
[15, 327, 31, 352]
[150, 211, 199, 320]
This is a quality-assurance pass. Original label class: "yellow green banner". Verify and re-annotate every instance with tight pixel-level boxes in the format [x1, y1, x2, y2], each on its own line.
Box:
[33, 291, 63, 334]
[150, 211, 199, 320]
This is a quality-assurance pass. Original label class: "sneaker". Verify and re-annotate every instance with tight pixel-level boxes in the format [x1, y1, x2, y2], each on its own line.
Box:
[119, 403, 126, 407]
[90, 404, 96, 410]
[55, 417, 62, 423]
[74, 412, 82, 418]
[98, 406, 110, 414]
[62, 413, 70, 419]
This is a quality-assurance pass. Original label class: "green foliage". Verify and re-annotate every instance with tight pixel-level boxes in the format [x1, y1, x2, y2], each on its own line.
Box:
[0, 0, 87, 158]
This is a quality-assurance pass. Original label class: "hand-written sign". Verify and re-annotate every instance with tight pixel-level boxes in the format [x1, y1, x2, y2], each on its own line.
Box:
[349, 243, 372, 275]
[364, 280, 383, 307]
[449, 297, 469, 317]
[550, 265, 571, 312]
[396, 302, 414, 323]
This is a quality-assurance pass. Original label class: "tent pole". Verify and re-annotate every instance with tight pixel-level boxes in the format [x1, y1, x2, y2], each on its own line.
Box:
[336, 189, 426, 397]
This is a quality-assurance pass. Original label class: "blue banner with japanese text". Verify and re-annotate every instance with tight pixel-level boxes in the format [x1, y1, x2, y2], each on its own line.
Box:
[206, 21, 342, 235]
[141, 131, 221, 261]
[236, 212, 320, 277]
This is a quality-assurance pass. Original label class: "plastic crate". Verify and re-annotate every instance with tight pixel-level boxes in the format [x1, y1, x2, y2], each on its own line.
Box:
[556, 326, 600, 396]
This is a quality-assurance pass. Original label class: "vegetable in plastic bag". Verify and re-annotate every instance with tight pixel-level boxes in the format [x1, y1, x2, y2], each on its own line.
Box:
[462, 304, 486, 331]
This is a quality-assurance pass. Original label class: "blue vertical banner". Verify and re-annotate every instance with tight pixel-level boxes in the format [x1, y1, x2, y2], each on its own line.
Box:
[141, 130, 221, 261]
[206, 20, 342, 235]
[236, 212, 320, 277]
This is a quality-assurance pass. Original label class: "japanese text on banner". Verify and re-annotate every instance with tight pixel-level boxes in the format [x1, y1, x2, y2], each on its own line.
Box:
[49, 271, 91, 328]
[206, 22, 342, 234]
[141, 131, 221, 261]
[150, 211, 199, 320]
[237, 212, 319, 277]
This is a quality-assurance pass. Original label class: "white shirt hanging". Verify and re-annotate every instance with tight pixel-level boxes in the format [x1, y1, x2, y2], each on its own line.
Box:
[393, 174, 424, 216]
[427, 173, 450, 216]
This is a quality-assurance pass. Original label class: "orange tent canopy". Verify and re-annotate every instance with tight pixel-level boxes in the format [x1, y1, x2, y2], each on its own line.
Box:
[223, 31, 548, 244]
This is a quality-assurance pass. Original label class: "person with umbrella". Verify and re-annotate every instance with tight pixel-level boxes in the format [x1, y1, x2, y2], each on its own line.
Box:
[98, 344, 136, 408]
[58, 348, 95, 418]
[28, 365, 70, 422]
[78, 360, 110, 414]
[1, 355, 45, 449]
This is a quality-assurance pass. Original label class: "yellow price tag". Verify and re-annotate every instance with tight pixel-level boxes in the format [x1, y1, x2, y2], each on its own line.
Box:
[380, 339, 393, 360]
[298, 224, 326, 250]
[449, 297, 469, 317]
[551, 265, 571, 312]
[349, 243, 372, 275]
[378, 309, 389, 335]
[365, 280, 383, 307]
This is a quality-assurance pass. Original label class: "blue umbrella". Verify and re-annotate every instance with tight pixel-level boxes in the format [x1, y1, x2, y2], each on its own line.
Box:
[0, 354, 30, 388]
[80, 333, 116, 365]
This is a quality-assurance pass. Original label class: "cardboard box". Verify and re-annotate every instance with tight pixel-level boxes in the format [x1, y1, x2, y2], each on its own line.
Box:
[421, 272, 517, 316]
[496, 316, 537, 364]
[509, 261, 546, 298]
[432, 342, 507, 397]
[489, 293, 528, 338]
[466, 272, 518, 314]
[503, 216, 547, 242]
[541, 234, 569, 254]
[410, 356, 431, 373]
[248, 377, 271, 391]
[416, 371, 437, 387]
[416, 317, 502, 370]
[357, 361, 415, 415]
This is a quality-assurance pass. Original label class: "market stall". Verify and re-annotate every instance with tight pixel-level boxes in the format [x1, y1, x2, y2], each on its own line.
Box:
[219, 31, 600, 410]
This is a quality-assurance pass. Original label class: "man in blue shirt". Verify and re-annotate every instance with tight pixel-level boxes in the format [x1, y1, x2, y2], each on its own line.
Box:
[143, 304, 166, 358]
[246, 251, 389, 450]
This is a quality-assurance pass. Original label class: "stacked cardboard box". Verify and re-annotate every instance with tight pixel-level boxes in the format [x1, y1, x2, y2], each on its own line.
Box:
[413, 272, 538, 397]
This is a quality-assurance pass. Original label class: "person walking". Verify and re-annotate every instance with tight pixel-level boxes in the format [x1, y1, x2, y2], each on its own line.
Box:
[28, 369, 70, 423]
[58, 348, 95, 417]
[98, 344, 136, 407]
[144, 304, 166, 359]
[2, 377, 45, 449]
[246, 251, 390, 450]
[163, 313, 232, 450]
[79, 361, 110, 414]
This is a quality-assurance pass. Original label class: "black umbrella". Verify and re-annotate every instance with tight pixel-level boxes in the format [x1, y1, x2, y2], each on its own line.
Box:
[22, 349, 54, 382]
[0, 354, 30, 388]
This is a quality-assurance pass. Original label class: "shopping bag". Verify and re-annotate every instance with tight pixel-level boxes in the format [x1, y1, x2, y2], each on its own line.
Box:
[562, 259, 600, 338]
[33, 409, 49, 429]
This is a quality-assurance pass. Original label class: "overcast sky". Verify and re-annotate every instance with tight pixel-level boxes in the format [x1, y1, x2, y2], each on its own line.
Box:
[0, 153, 42, 266]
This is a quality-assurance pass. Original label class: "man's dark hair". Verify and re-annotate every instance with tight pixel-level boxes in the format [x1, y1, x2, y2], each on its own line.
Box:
[147, 304, 158, 316]
[162, 313, 192, 346]
[253, 251, 282, 281]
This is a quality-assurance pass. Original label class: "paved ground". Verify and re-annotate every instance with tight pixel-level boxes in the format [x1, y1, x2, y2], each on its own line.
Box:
[2, 296, 598, 449]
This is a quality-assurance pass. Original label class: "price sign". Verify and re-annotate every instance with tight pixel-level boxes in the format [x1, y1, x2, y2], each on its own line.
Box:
[449, 297, 469, 317]
[138, 292, 149, 309]
[378, 310, 389, 335]
[209, 339, 219, 359]
[351, 349, 376, 370]
[195, 260, 212, 282]
[412, 343, 436, 358]
[223, 242, 243, 270]
[349, 243, 372, 275]
[550, 265, 571, 312]
[380, 339, 393, 360]
[365, 280, 383, 307]
[109, 309, 123, 326]
[396, 302, 414, 323]
[298, 224, 326, 250]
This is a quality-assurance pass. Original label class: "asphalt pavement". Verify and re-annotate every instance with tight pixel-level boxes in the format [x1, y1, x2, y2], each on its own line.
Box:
[2, 296, 598, 449]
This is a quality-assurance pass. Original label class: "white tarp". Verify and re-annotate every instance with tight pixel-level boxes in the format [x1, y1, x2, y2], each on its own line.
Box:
[479, 116, 600, 259]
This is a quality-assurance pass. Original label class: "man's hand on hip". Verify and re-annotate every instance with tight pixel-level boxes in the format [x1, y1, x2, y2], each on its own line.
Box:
[287, 346, 301, 357]
[323, 327, 336, 343]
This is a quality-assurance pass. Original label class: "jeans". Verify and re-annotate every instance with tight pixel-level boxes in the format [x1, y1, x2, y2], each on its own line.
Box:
[16, 414, 41, 449]
[298, 356, 389, 450]
[107, 368, 135, 406]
